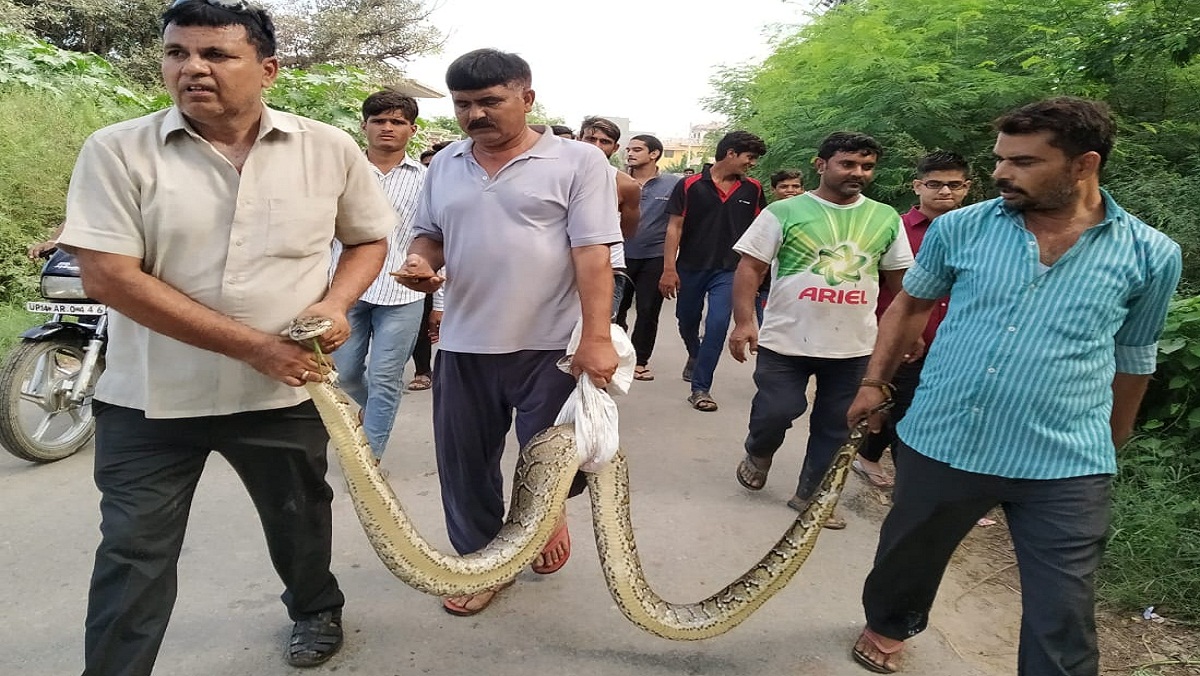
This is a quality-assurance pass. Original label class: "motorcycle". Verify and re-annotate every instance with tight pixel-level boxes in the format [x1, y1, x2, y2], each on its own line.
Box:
[0, 249, 106, 462]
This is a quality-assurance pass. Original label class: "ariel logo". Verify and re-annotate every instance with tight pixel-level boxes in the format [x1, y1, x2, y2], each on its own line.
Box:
[810, 243, 870, 285]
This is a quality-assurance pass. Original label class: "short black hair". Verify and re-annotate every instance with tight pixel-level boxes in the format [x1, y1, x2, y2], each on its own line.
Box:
[770, 169, 804, 188]
[915, 151, 969, 178]
[715, 131, 767, 160]
[445, 48, 532, 91]
[630, 134, 663, 159]
[816, 132, 882, 160]
[419, 149, 436, 161]
[994, 97, 1116, 168]
[362, 90, 418, 122]
[431, 140, 453, 152]
[161, 0, 276, 59]
[551, 124, 575, 138]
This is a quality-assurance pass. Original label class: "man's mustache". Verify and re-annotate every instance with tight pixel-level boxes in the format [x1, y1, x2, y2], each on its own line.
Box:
[468, 119, 494, 130]
[995, 179, 1026, 195]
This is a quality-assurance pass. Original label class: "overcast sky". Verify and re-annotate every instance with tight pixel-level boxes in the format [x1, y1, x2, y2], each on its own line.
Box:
[401, 0, 812, 139]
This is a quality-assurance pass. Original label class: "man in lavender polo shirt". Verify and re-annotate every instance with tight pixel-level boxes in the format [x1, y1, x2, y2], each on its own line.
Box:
[396, 48, 620, 618]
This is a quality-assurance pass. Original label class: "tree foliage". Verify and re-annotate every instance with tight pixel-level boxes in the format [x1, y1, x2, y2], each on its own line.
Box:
[267, 0, 441, 74]
[707, 0, 1200, 289]
[0, 0, 442, 85]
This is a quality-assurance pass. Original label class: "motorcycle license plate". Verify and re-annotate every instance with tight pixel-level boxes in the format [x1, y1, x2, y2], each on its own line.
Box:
[25, 301, 107, 316]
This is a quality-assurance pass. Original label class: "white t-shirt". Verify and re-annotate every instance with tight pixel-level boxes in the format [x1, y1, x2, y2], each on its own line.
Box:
[733, 193, 913, 358]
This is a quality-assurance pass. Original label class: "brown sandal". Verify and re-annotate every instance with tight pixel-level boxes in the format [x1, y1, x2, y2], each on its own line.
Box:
[633, 366, 655, 381]
[852, 627, 904, 673]
[736, 454, 771, 490]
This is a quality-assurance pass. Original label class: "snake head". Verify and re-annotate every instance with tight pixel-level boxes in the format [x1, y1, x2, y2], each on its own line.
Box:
[288, 316, 334, 342]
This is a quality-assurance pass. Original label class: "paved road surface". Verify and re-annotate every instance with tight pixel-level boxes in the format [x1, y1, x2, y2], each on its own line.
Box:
[3, 307, 991, 675]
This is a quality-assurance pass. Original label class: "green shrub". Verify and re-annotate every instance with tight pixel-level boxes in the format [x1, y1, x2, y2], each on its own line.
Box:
[1099, 296, 1200, 620]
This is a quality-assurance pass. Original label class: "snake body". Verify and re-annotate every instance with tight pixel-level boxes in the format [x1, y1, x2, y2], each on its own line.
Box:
[291, 317, 869, 640]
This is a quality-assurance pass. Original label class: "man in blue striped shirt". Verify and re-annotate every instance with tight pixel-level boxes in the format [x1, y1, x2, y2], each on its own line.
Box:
[846, 98, 1182, 675]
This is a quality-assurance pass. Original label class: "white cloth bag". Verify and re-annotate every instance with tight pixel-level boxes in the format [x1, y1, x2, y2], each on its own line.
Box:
[554, 320, 636, 472]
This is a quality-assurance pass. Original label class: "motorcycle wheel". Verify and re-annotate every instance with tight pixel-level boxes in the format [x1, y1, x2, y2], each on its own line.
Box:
[0, 337, 99, 463]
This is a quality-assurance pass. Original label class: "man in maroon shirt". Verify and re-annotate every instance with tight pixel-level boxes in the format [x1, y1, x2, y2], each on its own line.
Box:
[854, 151, 971, 487]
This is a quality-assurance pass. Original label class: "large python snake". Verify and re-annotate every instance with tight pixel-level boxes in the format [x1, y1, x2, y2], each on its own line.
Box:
[290, 317, 883, 641]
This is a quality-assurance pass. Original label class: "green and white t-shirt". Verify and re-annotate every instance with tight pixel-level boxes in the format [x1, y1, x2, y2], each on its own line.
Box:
[733, 192, 913, 358]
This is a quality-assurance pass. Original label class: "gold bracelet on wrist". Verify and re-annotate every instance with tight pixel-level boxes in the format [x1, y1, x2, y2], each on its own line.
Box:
[860, 378, 895, 400]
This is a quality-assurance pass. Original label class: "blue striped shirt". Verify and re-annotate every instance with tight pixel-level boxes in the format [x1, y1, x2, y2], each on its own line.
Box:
[897, 191, 1181, 479]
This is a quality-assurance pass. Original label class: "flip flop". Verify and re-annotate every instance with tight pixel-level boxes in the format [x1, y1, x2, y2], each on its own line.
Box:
[442, 580, 514, 617]
[851, 627, 904, 673]
[531, 519, 571, 574]
[736, 453, 771, 491]
[633, 366, 655, 381]
[852, 459, 895, 488]
[407, 374, 432, 391]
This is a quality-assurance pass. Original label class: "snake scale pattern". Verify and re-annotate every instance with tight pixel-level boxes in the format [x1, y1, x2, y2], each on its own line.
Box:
[291, 317, 871, 640]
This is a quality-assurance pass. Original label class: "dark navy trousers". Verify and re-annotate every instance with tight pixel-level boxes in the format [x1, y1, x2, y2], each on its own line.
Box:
[431, 350, 579, 554]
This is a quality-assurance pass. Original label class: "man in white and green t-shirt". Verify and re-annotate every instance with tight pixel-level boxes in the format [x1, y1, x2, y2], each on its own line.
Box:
[728, 132, 913, 529]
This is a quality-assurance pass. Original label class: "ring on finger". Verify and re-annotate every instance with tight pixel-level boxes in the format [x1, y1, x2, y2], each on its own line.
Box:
[300, 370, 310, 381]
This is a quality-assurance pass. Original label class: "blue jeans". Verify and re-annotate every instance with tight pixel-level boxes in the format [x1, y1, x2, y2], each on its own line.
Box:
[744, 347, 869, 500]
[676, 268, 734, 393]
[332, 299, 424, 459]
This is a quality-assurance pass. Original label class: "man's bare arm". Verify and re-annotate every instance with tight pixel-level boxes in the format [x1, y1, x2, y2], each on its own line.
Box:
[395, 235, 446, 293]
[302, 238, 387, 351]
[846, 291, 938, 430]
[1111, 372, 1151, 448]
[728, 254, 769, 363]
[616, 173, 641, 238]
[658, 214, 684, 298]
[324, 239, 386, 311]
[569, 243, 618, 384]
[74, 248, 324, 385]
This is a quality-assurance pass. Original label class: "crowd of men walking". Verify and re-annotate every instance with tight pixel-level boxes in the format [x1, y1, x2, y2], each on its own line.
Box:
[51, 1, 1182, 675]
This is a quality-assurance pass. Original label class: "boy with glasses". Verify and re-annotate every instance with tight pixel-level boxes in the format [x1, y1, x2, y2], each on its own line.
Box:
[854, 151, 970, 488]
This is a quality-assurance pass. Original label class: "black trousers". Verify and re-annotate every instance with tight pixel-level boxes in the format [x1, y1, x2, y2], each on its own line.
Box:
[83, 401, 344, 676]
[861, 356, 924, 462]
[863, 442, 1110, 676]
[411, 293, 435, 376]
[613, 256, 666, 367]
[744, 348, 869, 500]
[431, 350, 581, 554]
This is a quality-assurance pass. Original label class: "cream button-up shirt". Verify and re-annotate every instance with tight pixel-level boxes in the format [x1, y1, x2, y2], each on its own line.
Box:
[60, 106, 395, 418]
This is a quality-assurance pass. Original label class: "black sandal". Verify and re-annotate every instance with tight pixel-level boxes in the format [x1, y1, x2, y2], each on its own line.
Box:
[286, 610, 343, 668]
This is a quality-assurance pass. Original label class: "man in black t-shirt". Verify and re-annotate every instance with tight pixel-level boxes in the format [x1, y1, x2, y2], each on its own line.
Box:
[659, 130, 767, 412]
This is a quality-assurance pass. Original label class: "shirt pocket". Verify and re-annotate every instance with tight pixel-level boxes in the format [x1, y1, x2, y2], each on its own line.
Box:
[265, 197, 337, 258]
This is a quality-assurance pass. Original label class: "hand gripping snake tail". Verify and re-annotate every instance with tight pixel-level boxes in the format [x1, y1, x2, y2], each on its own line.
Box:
[290, 316, 881, 640]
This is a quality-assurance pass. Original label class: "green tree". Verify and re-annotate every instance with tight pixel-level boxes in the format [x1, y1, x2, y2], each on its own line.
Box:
[707, 0, 1200, 288]
[268, 0, 442, 75]
[0, 0, 442, 86]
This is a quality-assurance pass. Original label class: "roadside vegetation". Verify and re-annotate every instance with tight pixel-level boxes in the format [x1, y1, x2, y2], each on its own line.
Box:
[706, 0, 1200, 624]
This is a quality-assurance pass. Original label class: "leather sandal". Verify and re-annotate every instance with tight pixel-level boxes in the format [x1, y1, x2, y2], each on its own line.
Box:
[851, 626, 904, 673]
[285, 610, 343, 668]
[736, 453, 771, 490]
